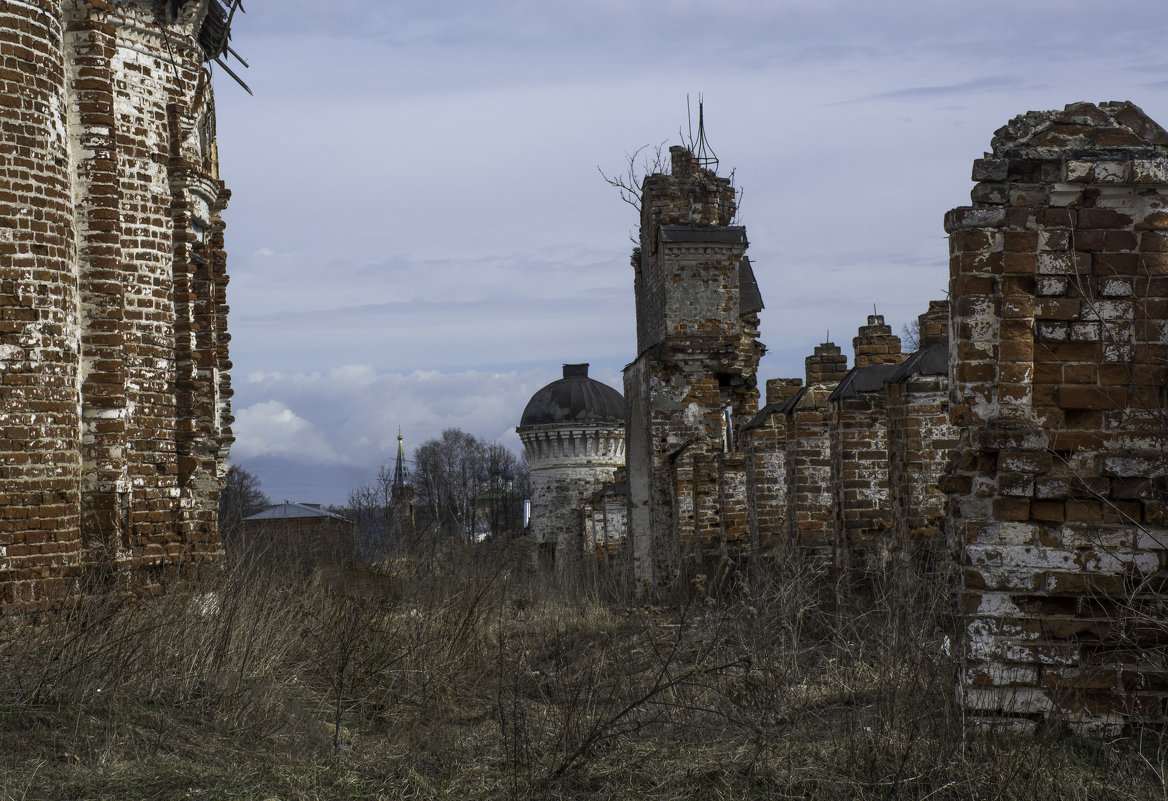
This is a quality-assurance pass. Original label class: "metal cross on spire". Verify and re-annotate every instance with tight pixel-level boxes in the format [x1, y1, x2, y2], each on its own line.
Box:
[392, 427, 409, 489]
[687, 94, 719, 173]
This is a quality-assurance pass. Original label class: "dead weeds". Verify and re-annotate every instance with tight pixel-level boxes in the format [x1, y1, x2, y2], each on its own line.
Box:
[0, 543, 1164, 800]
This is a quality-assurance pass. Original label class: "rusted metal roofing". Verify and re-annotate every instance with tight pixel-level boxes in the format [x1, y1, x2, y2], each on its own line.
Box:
[740, 256, 764, 315]
[886, 343, 949, 383]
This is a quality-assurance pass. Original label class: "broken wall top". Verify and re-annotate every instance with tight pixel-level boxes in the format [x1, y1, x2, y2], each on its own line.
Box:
[641, 146, 738, 231]
[989, 101, 1168, 158]
[951, 102, 1168, 225]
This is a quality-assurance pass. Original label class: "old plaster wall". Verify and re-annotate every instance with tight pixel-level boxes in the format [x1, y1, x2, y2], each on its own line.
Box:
[1, 0, 232, 614]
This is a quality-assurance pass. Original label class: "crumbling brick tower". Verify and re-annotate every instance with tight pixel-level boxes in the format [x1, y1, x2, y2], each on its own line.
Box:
[0, 0, 235, 612]
[946, 102, 1168, 729]
[624, 146, 764, 590]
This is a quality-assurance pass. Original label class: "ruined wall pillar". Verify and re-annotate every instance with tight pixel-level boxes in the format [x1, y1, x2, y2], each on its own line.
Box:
[946, 102, 1168, 730]
[886, 301, 958, 547]
[784, 342, 848, 560]
[743, 377, 804, 553]
[829, 316, 902, 570]
[66, 4, 129, 564]
[0, 0, 83, 612]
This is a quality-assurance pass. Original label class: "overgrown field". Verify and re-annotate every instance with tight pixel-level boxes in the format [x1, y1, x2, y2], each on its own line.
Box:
[1, 544, 1164, 800]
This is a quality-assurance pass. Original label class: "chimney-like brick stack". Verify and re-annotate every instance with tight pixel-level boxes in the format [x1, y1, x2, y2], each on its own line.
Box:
[781, 342, 850, 557]
[805, 341, 849, 385]
[918, 300, 950, 348]
[852, 314, 903, 367]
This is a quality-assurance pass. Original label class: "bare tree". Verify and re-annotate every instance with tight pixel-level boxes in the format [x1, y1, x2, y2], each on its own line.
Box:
[597, 141, 668, 214]
[218, 465, 270, 546]
[410, 429, 530, 544]
[413, 429, 487, 543]
[479, 443, 530, 542]
[340, 484, 385, 560]
[900, 319, 921, 352]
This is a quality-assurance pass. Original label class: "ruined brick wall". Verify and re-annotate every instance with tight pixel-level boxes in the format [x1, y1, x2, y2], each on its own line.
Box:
[669, 448, 751, 573]
[609, 114, 1168, 739]
[742, 377, 803, 551]
[945, 102, 1168, 729]
[887, 301, 958, 545]
[784, 342, 848, 557]
[624, 146, 763, 590]
[1, 0, 233, 613]
[829, 317, 902, 565]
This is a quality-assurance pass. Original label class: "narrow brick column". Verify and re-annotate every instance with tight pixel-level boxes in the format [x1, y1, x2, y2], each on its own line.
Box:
[66, 9, 128, 564]
[743, 377, 804, 552]
[0, 0, 83, 613]
[829, 317, 903, 570]
[886, 301, 958, 547]
[784, 342, 848, 558]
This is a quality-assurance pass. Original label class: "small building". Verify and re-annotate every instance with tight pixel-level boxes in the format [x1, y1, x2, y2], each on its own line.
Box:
[241, 502, 356, 567]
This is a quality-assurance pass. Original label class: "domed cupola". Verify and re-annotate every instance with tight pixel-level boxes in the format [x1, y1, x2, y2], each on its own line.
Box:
[519, 363, 624, 428]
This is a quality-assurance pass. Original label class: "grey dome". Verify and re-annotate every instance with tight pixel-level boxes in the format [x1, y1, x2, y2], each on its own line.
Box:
[519, 364, 624, 428]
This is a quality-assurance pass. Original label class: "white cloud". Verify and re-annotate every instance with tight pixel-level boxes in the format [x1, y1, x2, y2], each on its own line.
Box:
[230, 366, 607, 505]
[232, 400, 348, 465]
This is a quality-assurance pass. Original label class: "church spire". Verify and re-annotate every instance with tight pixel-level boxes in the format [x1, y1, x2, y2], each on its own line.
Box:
[392, 427, 409, 489]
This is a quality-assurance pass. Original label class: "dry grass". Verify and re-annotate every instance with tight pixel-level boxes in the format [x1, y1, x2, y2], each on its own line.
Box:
[1, 542, 1165, 800]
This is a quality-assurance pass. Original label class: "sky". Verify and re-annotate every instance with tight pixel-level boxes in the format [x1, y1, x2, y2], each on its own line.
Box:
[212, 0, 1168, 506]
